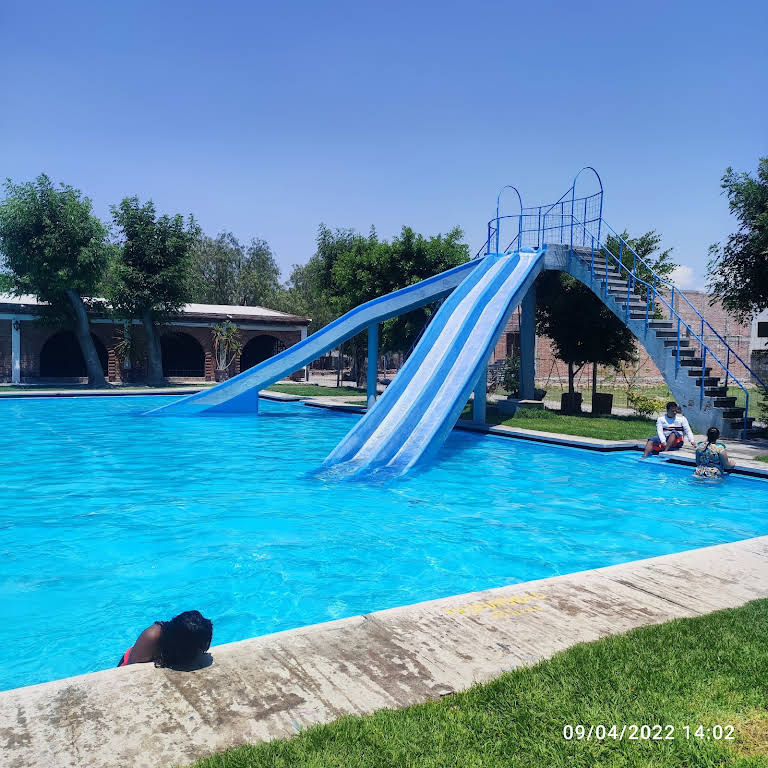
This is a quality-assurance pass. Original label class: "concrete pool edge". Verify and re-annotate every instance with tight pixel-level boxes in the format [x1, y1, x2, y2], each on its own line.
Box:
[2, 536, 767, 768]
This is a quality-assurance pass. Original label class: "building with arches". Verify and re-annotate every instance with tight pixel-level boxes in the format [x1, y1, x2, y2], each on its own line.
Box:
[0, 296, 310, 384]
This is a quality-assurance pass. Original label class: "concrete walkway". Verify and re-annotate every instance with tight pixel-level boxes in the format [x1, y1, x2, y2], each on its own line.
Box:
[2, 537, 768, 768]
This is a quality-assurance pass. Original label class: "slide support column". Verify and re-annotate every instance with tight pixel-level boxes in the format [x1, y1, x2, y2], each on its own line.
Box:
[473, 364, 487, 424]
[11, 318, 21, 384]
[301, 326, 309, 382]
[520, 283, 536, 400]
[367, 322, 378, 409]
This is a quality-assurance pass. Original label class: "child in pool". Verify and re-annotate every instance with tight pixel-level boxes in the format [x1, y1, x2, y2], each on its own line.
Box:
[118, 610, 213, 667]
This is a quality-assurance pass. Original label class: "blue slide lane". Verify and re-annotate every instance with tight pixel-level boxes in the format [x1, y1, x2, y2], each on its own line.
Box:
[146, 259, 479, 415]
[322, 248, 546, 477]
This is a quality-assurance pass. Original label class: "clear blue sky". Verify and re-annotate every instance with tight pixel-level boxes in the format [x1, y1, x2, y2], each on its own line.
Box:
[2, 0, 766, 289]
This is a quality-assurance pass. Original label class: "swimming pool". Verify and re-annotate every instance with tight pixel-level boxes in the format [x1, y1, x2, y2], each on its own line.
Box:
[1, 395, 766, 691]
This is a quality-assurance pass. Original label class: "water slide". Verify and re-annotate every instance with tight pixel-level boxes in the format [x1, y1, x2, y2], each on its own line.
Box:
[322, 248, 546, 477]
[147, 259, 481, 415]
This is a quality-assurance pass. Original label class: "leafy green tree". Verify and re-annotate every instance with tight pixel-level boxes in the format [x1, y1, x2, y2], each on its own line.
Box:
[536, 271, 637, 402]
[334, 225, 469, 354]
[0, 174, 111, 385]
[110, 197, 200, 385]
[604, 230, 677, 302]
[190, 232, 283, 307]
[0, 267, 12, 293]
[280, 224, 468, 384]
[707, 157, 768, 320]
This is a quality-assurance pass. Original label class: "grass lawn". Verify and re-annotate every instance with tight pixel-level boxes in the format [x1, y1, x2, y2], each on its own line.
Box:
[462, 405, 653, 441]
[189, 600, 768, 768]
[267, 383, 365, 397]
[756, 456, 768, 464]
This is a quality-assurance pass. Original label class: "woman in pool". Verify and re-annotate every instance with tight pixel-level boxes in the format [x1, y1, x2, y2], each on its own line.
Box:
[694, 427, 735, 479]
[118, 610, 213, 668]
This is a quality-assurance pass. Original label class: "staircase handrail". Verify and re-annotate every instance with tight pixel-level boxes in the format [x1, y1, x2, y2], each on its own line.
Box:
[570, 215, 756, 435]
[593, 218, 767, 394]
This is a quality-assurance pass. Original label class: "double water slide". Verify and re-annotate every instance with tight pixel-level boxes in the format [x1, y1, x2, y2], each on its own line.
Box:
[150, 248, 546, 476]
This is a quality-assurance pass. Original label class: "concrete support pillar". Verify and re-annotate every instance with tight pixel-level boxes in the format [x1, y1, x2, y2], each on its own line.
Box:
[472, 365, 487, 424]
[11, 319, 21, 384]
[367, 322, 378, 409]
[520, 284, 536, 400]
[301, 326, 309, 382]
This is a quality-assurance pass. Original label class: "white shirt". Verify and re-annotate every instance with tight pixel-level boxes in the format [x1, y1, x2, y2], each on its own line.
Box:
[656, 413, 694, 443]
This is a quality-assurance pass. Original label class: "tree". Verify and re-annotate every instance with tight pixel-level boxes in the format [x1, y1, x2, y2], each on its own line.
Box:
[707, 157, 768, 321]
[211, 320, 243, 376]
[190, 232, 283, 307]
[604, 229, 677, 303]
[536, 271, 637, 402]
[0, 174, 111, 385]
[110, 197, 200, 385]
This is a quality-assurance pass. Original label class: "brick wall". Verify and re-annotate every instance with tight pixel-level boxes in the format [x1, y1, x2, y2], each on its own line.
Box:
[490, 291, 753, 389]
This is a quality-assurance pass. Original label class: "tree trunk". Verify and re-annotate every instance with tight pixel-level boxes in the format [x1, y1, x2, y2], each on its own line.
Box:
[65, 289, 107, 387]
[141, 308, 164, 385]
[592, 362, 598, 396]
[568, 361, 575, 395]
[336, 344, 342, 388]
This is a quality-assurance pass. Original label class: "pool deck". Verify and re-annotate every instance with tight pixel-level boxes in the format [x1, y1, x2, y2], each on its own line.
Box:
[2, 536, 768, 768]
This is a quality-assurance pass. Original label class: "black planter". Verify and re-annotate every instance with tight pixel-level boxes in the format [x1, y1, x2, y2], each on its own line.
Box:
[561, 392, 582, 414]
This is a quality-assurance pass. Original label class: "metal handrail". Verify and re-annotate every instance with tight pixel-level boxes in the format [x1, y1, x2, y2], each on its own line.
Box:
[475, 171, 764, 433]
[568, 214, 757, 435]
[595, 218, 768, 394]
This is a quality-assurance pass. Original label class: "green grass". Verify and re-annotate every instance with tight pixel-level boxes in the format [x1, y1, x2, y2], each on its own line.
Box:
[462, 404, 653, 441]
[188, 600, 768, 768]
[756, 456, 768, 464]
[266, 383, 365, 397]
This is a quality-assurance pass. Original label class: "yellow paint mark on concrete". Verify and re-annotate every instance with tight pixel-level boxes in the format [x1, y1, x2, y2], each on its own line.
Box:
[444, 592, 548, 619]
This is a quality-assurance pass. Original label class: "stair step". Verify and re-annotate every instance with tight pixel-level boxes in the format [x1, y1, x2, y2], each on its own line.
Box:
[705, 386, 728, 397]
[694, 377, 720, 386]
[713, 397, 737, 407]
[664, 339, 691, 348]
[722, 407, 746, 418]
[687, 367, 712, 377]
[671, 349, 695, 358]
[655, 330, 679, 338]
[732, 417, 756, 429]
[649, 320, 673, 328]
[680, 358, 704, 367]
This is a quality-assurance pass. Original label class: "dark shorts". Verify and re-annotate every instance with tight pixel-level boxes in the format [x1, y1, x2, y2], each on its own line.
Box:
[648, 431, 683, 454]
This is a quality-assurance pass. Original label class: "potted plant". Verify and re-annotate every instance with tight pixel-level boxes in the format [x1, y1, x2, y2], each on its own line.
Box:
[113, 325, 143, 383]
[212, 321, 243, 382]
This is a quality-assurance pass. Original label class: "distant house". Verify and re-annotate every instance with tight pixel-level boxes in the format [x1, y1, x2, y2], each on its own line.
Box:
[0, 295, 311, 384]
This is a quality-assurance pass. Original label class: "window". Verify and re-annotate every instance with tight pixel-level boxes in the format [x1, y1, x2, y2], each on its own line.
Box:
[758, 322, 768, 338]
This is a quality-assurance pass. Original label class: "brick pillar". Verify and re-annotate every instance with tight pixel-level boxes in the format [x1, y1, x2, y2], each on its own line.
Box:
[204, 351, 214, 381]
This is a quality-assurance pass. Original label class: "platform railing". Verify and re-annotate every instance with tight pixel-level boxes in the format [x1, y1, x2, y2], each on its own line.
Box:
[481, 202, 765, 434]
[568, 214, 765, 436]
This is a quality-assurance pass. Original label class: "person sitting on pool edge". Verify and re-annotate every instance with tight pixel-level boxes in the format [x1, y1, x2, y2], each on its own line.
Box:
[118, 610, 213, 668]
[694, 426, 736, 478]
[642, 401, 696, 457]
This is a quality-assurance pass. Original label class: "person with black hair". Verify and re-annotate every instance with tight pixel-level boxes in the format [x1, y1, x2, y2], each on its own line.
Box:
[117, 610, 213, 668]
[694, 427, 736, 479]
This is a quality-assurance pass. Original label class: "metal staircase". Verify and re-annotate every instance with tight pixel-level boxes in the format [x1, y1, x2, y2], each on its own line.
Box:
[486, 169, 767, 438]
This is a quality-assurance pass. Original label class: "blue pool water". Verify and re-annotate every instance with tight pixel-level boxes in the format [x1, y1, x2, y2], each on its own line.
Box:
[1, 395, 766, 691]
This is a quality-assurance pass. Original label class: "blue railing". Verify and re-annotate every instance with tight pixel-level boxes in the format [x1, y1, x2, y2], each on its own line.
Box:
[484, 170, 766, 434]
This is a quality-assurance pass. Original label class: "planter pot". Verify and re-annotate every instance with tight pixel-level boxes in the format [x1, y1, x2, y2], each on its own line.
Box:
[561, 392, 582, 414]
[592, 392, 613, 415]
[214, 368, 229, 382]
[533, 387, 547, 401]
